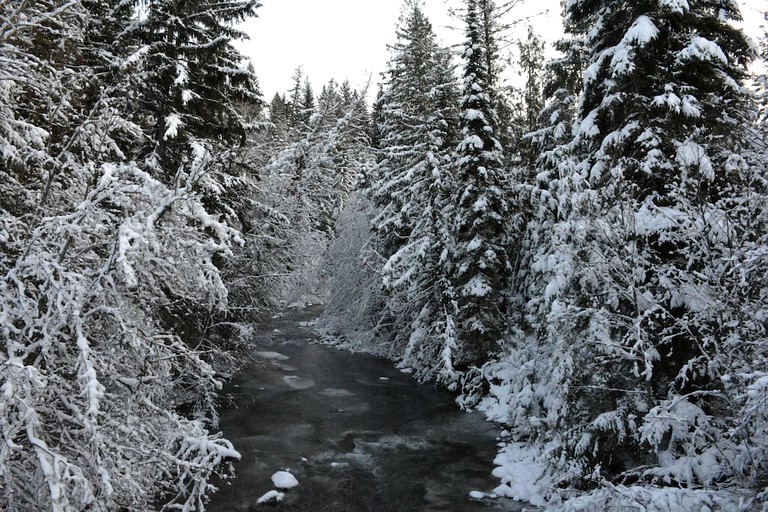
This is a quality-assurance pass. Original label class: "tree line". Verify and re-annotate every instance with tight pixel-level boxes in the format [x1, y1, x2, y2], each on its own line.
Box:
[0, 0, 371, 509]
[3, 0, 768, 509]
[322, 0, 768, 508]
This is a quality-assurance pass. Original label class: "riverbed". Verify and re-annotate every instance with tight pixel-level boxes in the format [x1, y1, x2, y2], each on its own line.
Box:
[205, 307, 524, 511]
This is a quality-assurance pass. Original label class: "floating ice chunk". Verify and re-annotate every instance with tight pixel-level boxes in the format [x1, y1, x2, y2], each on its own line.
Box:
[378, 377, 389, 381]
[271, 470, 299, 489]
[469, 490, 486, 500]
[330, 462, 349, 468]
[320, 388, 354, 397]
[256, 489, 284, 504]
[283, 375, 315, 390]
[255, 351, 289, 361]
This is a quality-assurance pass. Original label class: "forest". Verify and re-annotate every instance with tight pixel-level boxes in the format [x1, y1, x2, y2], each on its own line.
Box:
[1, 0, 767, 510]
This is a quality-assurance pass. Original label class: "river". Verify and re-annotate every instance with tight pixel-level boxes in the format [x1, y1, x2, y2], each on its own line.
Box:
[206, 307, 525, 511]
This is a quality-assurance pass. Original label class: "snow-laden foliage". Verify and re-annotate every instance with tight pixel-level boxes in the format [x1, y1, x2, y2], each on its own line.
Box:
[363, 0, 464, 384]
[316, 192, 384, 349]
[263, 80, 374, 304]
[478, 0, 768, 507]
[1, 156, 240, 511]
[0, 1, 263, 509]
[122, 0, 262, 168]
[446, 0, 515, 370]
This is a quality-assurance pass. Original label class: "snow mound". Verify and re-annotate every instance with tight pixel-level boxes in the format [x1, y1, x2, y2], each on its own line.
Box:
[271, 470, 299, 489]
[256, 489, 284, 504]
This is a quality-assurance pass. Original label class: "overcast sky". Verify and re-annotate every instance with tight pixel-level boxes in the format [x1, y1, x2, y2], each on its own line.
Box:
[235, 0, 765, 101]
[235, 0, 563, 100]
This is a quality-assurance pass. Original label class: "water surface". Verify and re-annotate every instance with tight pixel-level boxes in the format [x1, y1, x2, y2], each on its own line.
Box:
[207, 307, 524, 511]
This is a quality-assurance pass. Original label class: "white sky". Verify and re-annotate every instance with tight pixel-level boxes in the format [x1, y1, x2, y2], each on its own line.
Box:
[235, 0, 765, 101]
[235, 0, 563, 100]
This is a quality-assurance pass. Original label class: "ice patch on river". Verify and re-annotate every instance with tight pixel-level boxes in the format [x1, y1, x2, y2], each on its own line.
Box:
[356, 434, 431, 452]
[320, 387, 355, 397]
[255, 351, 290, 361]
[283, 375, 316, 390]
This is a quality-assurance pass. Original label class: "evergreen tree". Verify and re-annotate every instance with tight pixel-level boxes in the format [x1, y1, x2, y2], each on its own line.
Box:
[122, 0, 262, 172]
[269, 92, 290, 132]
[287, 65, 305, 131]
[447, 0, 511, 367]
[367, 0, 462, 381]
[300, 78, 316, 128]
[516, 0, 760, 491]
[511, 24, 546, 165]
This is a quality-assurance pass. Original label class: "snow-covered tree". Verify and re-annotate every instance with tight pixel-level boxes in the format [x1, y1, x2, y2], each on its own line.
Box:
[447, 0, 512, 368]
[509, 24, 546, 165]
[499, 0, 763, 498]
[365, 0, 463, 382]
[122, 0, 262, 173]
[256, 79, 373, 304]
[0, 2, 259, 509]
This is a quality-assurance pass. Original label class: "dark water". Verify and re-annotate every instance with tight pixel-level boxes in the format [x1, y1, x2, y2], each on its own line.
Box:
[206, 307, 524, 512]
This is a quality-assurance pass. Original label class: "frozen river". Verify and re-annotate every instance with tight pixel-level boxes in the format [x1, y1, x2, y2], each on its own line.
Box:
[206, 307, 524, 511]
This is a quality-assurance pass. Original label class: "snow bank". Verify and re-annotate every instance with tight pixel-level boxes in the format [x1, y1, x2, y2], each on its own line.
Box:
[271, 470, 299, 489]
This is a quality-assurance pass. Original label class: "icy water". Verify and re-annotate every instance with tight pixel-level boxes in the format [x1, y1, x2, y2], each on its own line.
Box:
[206, 307, 525, 512]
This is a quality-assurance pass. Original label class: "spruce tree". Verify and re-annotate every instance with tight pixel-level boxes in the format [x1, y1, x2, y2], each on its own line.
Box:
[300, 78, 316, 128]
[448, 0, 511, 367]
[122, 0, 261, 172]
[521, 0, 758, 490]
[367, 0, 462, 381]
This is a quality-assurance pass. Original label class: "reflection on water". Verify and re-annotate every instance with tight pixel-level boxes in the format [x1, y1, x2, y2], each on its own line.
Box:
[206, 307, 525, 512]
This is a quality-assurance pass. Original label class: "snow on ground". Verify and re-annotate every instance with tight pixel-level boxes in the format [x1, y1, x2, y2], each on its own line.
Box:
[488, 442, 548, 508]
[271, 470, 299, 489]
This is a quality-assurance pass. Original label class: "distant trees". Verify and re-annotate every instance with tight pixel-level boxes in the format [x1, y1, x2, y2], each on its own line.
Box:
[233, 71, 374, 307]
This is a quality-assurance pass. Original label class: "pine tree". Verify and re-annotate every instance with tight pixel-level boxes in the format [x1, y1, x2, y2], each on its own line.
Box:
[122, 0, 261, 172]
[367, 0, 462, 381]
[520, 0, 759, 490]
[287, 65, 306, 131]
[300, 78, 316, 128]
[447, 0, 511, 367]
[371, 1, 459, 253]
[511, 24, 546, 165]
